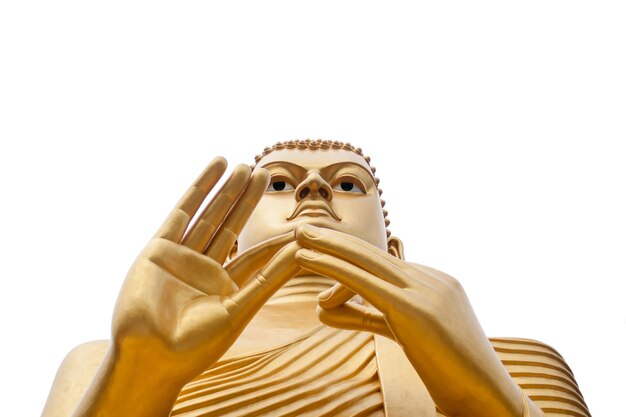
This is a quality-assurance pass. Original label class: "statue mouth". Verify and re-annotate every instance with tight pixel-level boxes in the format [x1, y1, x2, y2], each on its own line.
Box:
[287, 200, 342, 221]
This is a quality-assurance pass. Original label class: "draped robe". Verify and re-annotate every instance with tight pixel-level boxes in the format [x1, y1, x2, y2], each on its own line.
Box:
[171, 324, 590, 417]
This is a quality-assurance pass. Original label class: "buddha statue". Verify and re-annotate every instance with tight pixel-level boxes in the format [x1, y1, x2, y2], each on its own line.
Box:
[42, 140, 590, 417]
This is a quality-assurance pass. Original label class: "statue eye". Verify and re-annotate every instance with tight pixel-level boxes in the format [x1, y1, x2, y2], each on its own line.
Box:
[267, 180, 295, 192]
[333, 181, 364, 194]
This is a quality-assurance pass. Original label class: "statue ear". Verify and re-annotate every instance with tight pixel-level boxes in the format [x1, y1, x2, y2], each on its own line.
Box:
[387, 236, 405, 260]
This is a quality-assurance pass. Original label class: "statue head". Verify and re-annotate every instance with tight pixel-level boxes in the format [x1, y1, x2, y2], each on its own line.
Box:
[236, 139, 404, 259]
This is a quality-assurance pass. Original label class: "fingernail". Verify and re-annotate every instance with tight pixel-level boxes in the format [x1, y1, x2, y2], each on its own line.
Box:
[318, 288, 333, 302]
[298, 224, 320, 239]
[298, 248, 321, 260]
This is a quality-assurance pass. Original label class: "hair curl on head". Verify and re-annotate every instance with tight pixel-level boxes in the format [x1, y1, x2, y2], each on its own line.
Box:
[253, 139, 391, 237]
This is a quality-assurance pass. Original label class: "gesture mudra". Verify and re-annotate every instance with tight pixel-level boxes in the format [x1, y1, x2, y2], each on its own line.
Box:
[43, 140, 590, 417]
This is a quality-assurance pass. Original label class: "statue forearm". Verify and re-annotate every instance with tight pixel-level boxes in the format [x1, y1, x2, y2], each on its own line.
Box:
[409, 334, 525, 417]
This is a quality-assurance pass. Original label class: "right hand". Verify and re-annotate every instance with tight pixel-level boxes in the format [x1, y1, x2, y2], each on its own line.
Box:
[111, 157, 301, 388]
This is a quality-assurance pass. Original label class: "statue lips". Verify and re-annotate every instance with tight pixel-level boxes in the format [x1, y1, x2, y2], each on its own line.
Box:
[287, 200, 342, 221]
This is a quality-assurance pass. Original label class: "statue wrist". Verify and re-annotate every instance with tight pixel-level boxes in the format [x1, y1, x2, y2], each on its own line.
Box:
[72, 346, 185, 417]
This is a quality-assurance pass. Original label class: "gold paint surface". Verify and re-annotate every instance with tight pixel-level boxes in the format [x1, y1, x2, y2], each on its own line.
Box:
[42, 140, 589, 417]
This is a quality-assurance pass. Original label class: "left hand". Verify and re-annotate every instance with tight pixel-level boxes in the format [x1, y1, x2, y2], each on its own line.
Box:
[294, 223, 524, 417]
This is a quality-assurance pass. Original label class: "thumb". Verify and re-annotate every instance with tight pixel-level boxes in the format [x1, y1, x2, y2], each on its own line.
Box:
[225, 231, 295, 287]
[318, 283, 357, 309]
[229, 241, 302, 320]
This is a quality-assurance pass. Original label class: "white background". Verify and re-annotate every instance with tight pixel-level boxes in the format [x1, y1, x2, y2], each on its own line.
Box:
[1, 2, 624, 416]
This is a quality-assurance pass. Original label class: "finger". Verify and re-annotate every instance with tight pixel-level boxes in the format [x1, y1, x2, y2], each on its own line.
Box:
[155, 157, 228, 241]
[182, 164, 251, 252]
[229, 241, 302, 319]
[225, 231, 295, 287]
[146, 238, 236, 296]
[204, 168, 270, 263]
[295, 224, 407, 287]
[318, 283, 357, 309]
[295, 248, 400, 313]
[316, 303, 395, 340]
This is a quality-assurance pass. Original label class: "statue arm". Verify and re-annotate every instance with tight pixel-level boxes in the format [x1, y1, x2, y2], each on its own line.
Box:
[295, 224, 592, 417]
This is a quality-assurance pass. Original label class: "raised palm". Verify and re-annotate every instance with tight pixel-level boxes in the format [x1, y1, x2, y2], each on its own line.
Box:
[111, 158, 301, 387]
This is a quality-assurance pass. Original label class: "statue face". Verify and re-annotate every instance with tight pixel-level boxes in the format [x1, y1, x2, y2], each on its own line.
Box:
[238, 149, 388, 252]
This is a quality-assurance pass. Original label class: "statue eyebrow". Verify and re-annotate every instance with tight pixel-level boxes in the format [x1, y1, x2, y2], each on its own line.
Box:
[259, 161, 307, 177]
[320, 162, 377, 184]
[260, 161, 375, 184]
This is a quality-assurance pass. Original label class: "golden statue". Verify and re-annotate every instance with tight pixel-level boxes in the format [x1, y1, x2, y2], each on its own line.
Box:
[42, 140, 590, 417]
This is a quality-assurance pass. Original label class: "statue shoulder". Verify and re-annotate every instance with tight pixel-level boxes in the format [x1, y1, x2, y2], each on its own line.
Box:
[489, 337, 591, 417]
[42, 340, 110, 417]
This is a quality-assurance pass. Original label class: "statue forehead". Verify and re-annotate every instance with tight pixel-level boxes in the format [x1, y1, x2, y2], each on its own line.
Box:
[254, 148, 372, 173]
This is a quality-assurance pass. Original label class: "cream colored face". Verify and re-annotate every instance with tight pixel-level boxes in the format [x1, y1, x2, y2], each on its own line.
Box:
[238, 149, 388, 252]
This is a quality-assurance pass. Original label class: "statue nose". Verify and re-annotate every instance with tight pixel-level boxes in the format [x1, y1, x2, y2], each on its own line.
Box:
[296, 171, 333, 202]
